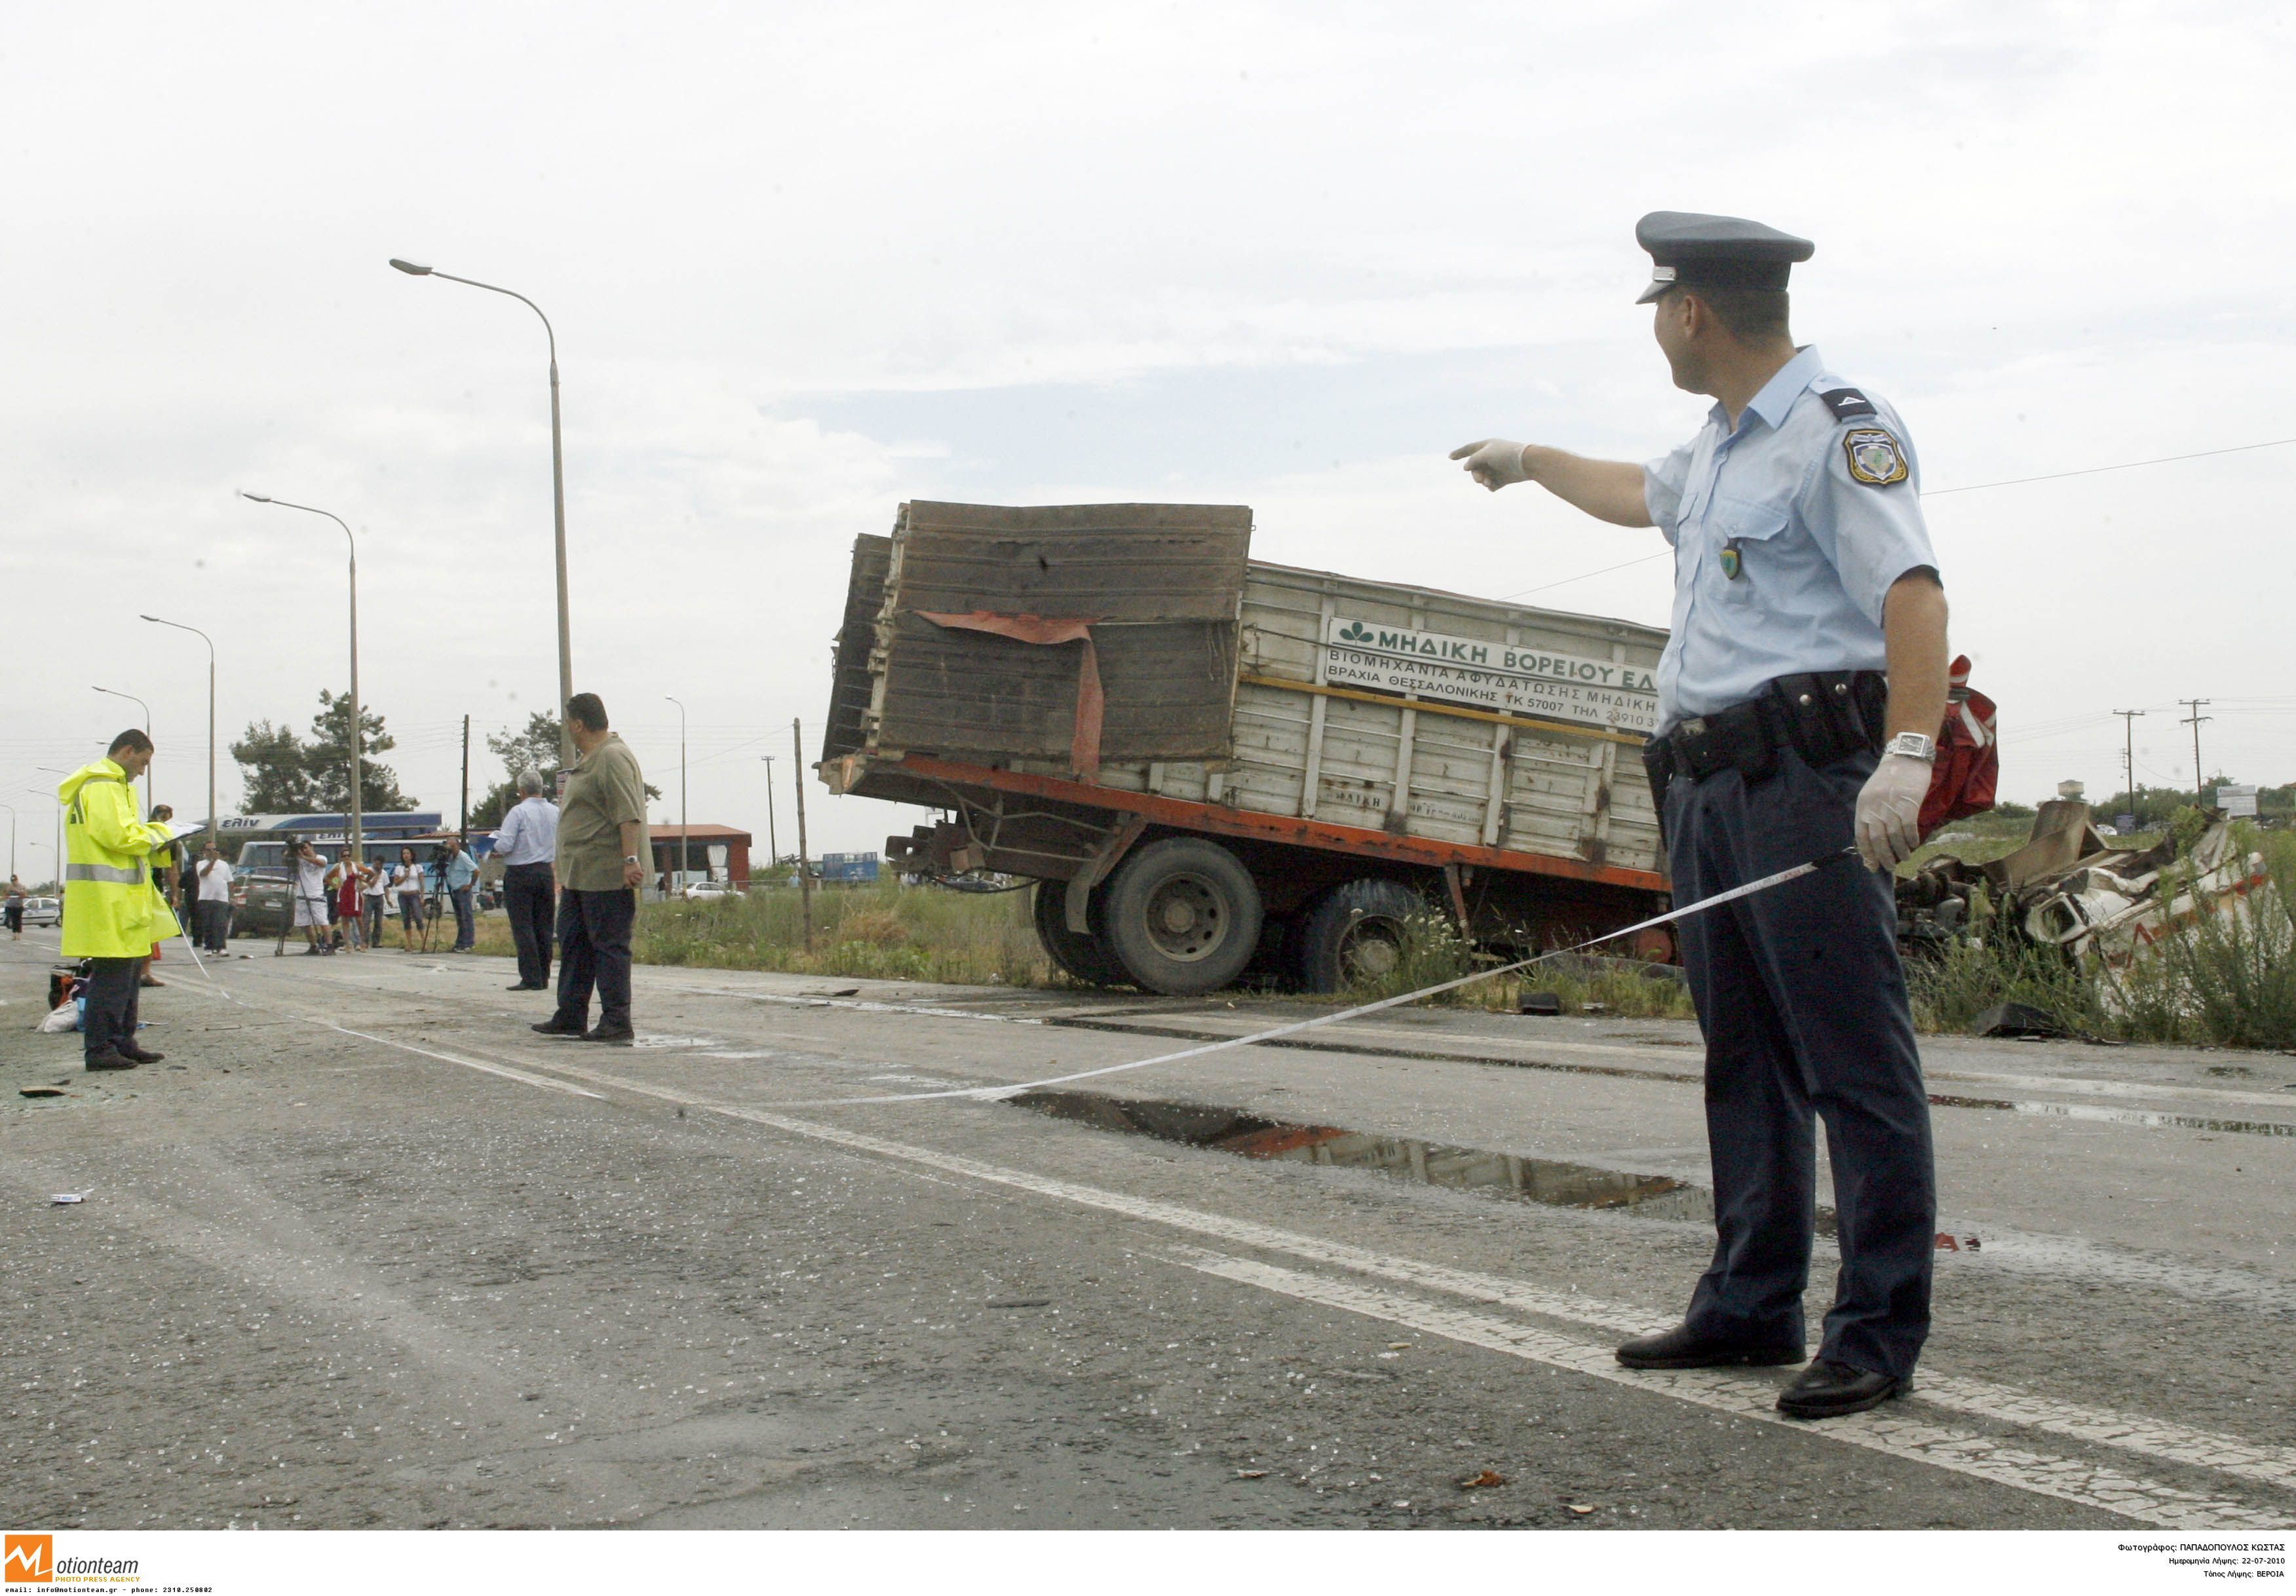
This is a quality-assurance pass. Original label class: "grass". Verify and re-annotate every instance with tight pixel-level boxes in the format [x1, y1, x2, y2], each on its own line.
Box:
[381, 823, 2296, 1051]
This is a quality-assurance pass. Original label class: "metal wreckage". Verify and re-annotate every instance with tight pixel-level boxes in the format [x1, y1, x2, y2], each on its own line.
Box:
[1896, 797, 2269, 972]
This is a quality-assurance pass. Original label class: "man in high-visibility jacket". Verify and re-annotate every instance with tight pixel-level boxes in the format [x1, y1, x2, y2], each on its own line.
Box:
[60, 729, 178, 1070]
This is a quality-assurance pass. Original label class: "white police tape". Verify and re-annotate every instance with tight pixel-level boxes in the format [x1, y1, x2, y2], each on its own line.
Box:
[769, 846, 1858, 1109]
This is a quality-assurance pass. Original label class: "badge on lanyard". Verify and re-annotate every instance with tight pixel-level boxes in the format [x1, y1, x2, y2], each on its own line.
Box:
[1719, 538, 1744, 580]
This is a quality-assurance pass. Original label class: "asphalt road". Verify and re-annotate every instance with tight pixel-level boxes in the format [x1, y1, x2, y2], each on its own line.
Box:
[5, 926, 2293, 1532]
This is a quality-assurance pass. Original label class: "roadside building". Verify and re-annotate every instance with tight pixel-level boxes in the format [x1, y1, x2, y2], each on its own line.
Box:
[648, 824, 751, 889]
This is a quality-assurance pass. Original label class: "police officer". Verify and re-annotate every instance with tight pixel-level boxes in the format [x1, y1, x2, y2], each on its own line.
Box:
[58, 729, 180, 1071]
[1451, 212, 1948, 1419]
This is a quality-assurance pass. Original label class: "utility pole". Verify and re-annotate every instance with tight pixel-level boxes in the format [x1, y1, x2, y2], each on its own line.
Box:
[2179, 698, 2212, 800]
[460, 714, 470, 840]
[759, 755, 778, 878]
[2113, 710, 2144, 811]
[791, 719, 813, 951]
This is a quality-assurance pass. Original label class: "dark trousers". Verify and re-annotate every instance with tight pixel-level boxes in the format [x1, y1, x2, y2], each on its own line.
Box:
[1666, 746, 1936, 1380]
[552, 887, 636, 1031]
[367, 896, 387, 945]
[503, 862, 556, 986]
[195, 900, 232, 952]
[450, 884, 476, 949]
[83, 957, 142, 1062]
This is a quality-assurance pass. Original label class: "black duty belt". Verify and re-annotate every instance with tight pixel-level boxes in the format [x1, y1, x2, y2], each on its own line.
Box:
[1641, 670, 1887, 808]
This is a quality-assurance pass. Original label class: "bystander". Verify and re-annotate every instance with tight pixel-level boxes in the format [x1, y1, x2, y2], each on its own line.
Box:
[491, 770, 558, 991]
[440, 835, 481, 953]
[192, 842, 233, 953]
[533, 693, 646, 1045]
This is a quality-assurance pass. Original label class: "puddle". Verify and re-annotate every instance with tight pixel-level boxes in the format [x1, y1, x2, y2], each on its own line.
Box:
[1009, 1088, 1717, 1225]
[1928, 1095, 2296, 1139]
[1006, 1090, 2017, 1259]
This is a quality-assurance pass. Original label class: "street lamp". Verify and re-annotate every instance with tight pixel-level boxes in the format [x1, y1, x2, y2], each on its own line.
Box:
[26, 841, 52, 894]
[91, 686, 153, 810]
[37, 768, 67, 883]
[240, 493, 363, 865]
[759, 755, 778, 879]
[142, 616, 216, 851]
[391, 257, 574, 770]
[0, 802, 16, 879]
[665, 696, 689, 891]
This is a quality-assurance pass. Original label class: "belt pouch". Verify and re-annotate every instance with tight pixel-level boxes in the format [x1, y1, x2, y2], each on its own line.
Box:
[1639, 737, 1674, 809]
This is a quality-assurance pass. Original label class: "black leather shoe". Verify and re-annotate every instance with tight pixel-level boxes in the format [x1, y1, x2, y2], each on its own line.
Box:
[507, 982, 546, 991]
[1776, 1358, 1909, 1418]
[531, 1018, 587, 1038]
[85, 1050, 140, 1071]
[120, 1046, 166, 1064]
[581, 1023, 636, 1046]
[1616, 1323, 1804, 1370]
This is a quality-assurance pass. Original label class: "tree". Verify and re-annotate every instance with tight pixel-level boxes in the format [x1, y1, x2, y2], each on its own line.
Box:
[468, 711, 661, 829]
[470, 713, 564, 829]
[232, 689, 417, 814]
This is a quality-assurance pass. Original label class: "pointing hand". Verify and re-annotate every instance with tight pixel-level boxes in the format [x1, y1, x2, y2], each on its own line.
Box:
[1449, 438, 1531, 492]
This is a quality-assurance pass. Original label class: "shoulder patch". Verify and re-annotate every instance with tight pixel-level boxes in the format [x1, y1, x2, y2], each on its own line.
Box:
[1843, 427, 1910, 486]
[1818, 386, 1877, 421]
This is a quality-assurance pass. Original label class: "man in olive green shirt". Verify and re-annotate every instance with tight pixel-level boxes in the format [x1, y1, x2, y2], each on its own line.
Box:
[533, 693, 649, 1044]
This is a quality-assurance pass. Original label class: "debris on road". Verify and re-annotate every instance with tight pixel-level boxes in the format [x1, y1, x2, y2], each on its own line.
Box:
[1234, 1470, 1268, 1480]
[20, 1086, 64, 1099]
[49, 1189, 90, 1204]
[1970, 1001, 2065, 1039]
[1458, 1470, 1508, 1489]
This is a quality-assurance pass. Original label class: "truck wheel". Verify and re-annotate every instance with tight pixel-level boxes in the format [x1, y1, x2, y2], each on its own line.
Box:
[1100, 838, 1264, 996]
[1031, 880, 1128, 987]
[1294, 877, 1426, 994]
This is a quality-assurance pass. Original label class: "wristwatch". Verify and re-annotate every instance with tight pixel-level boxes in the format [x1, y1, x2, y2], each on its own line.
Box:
[622, 854, 641, 865]
[1883, 731, 1938, 764]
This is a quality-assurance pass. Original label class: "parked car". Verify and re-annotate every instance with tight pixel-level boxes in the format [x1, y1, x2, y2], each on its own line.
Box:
[679, 879, 743, 902]
[19, 895, 61, 927]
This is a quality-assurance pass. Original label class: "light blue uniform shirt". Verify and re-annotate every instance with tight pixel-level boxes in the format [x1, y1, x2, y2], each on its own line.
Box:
[490, 795, 559, 867]
[441, 848, 481, 891]
[1643, 345, 1938, 734]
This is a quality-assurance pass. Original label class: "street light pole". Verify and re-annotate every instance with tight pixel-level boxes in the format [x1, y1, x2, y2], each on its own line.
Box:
[759, 755, 778, 879]
[91, 686, 153, 810]
[0, 803, 16, 879]
[390, 258, 575, 772]
[240, 493, 362, 866]
[37, 768, 67, 886]
[142, 617, 217, 850]
[665, 696, 688, 890]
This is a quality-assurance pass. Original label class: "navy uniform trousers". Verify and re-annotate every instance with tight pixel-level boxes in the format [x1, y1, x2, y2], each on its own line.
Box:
[1665, 744, 1936, 1380]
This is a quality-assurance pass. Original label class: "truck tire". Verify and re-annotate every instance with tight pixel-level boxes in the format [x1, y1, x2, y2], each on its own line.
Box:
[1294, 877, 1426, 994]
[1100, 838, 1264, 996]
[1031, 880, 1128, 987]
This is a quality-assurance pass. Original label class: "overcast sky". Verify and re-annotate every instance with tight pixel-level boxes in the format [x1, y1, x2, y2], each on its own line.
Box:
[5, 1, 2292, 870]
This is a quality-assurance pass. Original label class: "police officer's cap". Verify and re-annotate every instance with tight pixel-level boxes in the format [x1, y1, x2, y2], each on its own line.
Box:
[1635, 211, 1814, 305]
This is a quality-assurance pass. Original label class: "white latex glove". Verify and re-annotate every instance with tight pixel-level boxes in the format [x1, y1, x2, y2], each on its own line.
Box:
[1449, 438, 1531, 491]
[1855, 754, 1932, 871]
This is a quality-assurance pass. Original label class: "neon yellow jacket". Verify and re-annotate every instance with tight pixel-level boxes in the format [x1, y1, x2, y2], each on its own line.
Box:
[58, 758, 180, 959]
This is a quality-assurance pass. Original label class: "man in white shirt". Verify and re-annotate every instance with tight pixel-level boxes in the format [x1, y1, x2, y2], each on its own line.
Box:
[193, 841, 233, 953]
[491, 770, 560, 992]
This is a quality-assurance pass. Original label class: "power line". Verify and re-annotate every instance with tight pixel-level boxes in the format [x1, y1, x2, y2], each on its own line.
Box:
[1924, 436, 2296, 497]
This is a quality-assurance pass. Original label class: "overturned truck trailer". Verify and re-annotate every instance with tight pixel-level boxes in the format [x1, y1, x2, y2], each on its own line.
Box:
[818, 502, 1672, 995]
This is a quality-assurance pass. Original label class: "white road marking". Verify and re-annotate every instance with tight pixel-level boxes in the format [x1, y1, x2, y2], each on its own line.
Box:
[1164, 1247, 2286, 1531]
